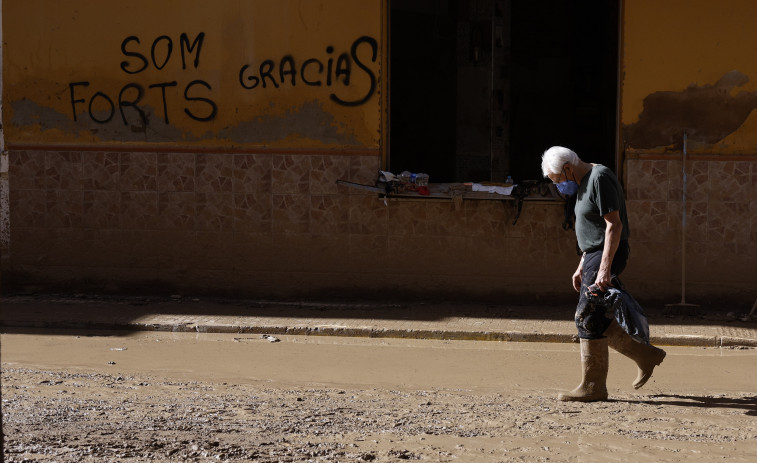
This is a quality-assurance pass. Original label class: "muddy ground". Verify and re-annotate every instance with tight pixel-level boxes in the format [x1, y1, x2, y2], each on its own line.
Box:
[1, 331, 756, 462]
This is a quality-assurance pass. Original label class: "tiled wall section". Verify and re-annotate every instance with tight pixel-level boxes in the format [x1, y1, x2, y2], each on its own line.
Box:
[624, 158, 757, 302]
[6, 149, 579, 300]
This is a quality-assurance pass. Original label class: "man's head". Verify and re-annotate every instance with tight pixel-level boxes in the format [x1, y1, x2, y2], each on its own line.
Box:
[541, 146, 580, 184]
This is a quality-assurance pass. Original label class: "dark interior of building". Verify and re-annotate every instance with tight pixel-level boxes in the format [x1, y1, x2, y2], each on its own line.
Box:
[390, 0, 619, 183]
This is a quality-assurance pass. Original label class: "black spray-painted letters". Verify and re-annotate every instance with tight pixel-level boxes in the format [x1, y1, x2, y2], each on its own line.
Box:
[67, 33, 379, 131]
[69, 32, 217, 126]
[238, 36, 378, 107]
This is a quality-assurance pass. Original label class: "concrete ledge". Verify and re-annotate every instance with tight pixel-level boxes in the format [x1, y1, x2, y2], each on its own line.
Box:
[719, 336, 757, 348]
[507, 332, 578, 343]
[3, 319, 754, 348]
[652, 334, 719, 347]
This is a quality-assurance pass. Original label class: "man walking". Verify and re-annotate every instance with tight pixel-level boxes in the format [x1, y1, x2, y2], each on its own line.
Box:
[541, 146, 666, 402]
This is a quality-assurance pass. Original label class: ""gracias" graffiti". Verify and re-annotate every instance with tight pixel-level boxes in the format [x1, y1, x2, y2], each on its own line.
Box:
[238, 36, 377, 107]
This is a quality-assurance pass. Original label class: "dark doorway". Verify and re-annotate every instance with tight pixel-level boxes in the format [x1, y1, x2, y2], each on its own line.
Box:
[389, 0, 619, 182]
[389, 1, 458, 182]
[509, 1, 619, 180]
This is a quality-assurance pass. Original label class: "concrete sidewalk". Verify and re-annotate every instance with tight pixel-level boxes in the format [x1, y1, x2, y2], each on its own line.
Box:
[1, 294, 756, 347]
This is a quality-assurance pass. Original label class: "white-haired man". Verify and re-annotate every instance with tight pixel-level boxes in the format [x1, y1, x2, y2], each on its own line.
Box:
[541, 146, 666, 402]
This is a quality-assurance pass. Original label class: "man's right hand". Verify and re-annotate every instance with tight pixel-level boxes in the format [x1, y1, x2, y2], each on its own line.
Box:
[572, 266, 582, 292]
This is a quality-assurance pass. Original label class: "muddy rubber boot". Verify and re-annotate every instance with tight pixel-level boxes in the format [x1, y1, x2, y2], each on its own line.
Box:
[558, 338, 609, 402]
[603, 320, 666, 389]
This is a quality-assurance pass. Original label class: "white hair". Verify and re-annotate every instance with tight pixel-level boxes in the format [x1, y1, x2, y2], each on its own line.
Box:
[541, 146, 580, 178]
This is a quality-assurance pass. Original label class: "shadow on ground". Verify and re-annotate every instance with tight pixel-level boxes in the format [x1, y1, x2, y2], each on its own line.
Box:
[620, 394, 757, 416]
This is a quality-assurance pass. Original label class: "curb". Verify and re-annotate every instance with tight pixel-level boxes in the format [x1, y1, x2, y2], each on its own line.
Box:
[651, 334, 718, 347]
[719, 336, 757, 348]
[3, 319, 755, 348]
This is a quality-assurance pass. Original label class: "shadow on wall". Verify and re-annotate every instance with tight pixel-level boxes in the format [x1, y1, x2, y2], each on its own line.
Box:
[0, 293, 748, 340]
[624, 70, 757, 150]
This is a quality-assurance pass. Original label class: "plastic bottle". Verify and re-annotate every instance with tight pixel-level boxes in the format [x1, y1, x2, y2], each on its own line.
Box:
[505, 175, 513, 185]
[399, 171, 428, 185]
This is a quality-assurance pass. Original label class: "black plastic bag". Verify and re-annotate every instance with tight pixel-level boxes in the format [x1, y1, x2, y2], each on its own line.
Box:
[587, 286, 650, 344]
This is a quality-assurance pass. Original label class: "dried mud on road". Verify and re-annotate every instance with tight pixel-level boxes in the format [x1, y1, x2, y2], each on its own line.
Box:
[2, 333, 756, 462]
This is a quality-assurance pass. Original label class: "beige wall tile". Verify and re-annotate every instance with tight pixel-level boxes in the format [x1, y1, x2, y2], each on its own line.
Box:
[157, 153, 195, 192]
[120, 152, 157, 191]
[272, 155, 309, 194]
[686, 160, 709, 202]
[83, 190, 121, 229]
[706, 201, 750, 244]
[310, 155, 351, 195]
[45, 190, 83, 228]
[158, 192, 197, 231]
[196, 193, 234, 232]
[348, 195, 388, 234]
[9, 150, 45, 190]
[272, 194, 310, 234]
[707, 161, 751, 202]
[120, 191, 158, 230]
[46, 151, 82, 190]
[349, 155, 380, 186]
[310, 195, 349, 235]
[425, 201, 467, 237]
[233, 154, 272, 194]
[233, 193, 272, 233]
[10, 189, 46, 228]
[196, 153, 233, 193]
[387, 201, 428, 236]
[82, 152, 119, 191]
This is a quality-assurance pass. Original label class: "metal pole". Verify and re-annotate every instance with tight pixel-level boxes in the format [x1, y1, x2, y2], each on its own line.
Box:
[667, 132, 698, 308]
[681, 132, 687, 304]
[1, 0, 6, 458]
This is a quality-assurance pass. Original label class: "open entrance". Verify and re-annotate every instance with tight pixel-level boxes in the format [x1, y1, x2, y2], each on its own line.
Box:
[389, 0, 619, 183]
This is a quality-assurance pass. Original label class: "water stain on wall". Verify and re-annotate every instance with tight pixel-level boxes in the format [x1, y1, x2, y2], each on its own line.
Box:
[624, 70, 757, 150]
[218, 100, 360, 146]
[11, 100, 189, 143]
[11, 98, 359, 147]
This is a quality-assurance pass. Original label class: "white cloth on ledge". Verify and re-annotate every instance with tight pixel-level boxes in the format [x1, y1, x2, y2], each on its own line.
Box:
[471, 183, 515, 195]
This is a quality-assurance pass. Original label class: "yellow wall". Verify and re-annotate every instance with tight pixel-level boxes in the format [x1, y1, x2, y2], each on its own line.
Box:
[622, 0, 757, 154]
[3, 0, 383, 151]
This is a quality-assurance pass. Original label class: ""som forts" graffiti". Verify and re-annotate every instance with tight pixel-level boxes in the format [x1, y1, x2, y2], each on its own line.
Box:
[69, 33, 216, 127]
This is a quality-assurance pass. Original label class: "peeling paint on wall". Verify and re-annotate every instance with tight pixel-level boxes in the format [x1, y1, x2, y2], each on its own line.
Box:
[11, 100, 190, 143]
[218, 100, 359, 146]
[10, 98, 361, 147]
[624, 71, 757, 150]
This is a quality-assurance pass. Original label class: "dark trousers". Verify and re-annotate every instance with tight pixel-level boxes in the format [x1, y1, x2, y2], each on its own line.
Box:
[575, 241, 630, 339]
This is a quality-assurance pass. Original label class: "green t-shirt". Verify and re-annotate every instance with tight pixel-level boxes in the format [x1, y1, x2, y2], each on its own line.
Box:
[574, 164, 630, 253]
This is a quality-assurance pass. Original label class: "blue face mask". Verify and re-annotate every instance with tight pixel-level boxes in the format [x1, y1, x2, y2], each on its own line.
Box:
[556, 180, 578, 196]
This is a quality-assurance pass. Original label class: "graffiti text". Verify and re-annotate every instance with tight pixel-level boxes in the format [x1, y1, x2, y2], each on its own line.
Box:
[238, 36, 377, 107]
